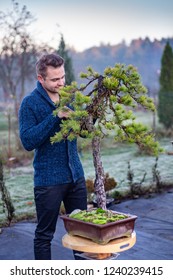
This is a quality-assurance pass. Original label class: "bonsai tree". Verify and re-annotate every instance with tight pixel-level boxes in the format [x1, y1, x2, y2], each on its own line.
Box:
[51, 63, 162, 209]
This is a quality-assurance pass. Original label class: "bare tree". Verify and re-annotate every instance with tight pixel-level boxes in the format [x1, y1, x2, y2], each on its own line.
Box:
[0, 0, 37, 118]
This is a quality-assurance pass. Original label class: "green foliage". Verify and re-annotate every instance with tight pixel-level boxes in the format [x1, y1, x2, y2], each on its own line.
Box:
[51, 63, 162, 156]
[158, 42, 173, 129]
[159, 42, 173, 91]
[69, 208, 128, 224]
[57, 34, 75, 85]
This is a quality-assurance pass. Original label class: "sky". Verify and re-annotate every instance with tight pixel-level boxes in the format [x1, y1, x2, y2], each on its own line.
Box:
[1, 0, 173, 52]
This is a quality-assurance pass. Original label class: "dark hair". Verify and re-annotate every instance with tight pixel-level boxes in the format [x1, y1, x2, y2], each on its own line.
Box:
[36, 53, 64, 78]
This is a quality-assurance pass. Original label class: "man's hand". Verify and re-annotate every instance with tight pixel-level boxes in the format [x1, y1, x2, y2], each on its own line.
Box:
[57, 106, 73, 119]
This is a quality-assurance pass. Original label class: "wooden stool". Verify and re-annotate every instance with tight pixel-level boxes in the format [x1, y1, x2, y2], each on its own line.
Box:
[62, 231, 136, 259]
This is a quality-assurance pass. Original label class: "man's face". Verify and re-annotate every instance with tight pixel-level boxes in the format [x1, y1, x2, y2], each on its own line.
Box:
[38, 65, 66, 94]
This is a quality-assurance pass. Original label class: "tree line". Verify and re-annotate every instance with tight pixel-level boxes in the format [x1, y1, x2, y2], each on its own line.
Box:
[69, 37, 173, 96]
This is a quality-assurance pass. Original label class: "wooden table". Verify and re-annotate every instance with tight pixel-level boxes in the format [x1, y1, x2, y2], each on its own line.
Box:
[62, 231, 136, 259]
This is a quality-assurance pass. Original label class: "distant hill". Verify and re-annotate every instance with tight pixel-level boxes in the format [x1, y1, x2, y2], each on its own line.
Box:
[0, 37, 173, 103]
[69, 37, 173, 96]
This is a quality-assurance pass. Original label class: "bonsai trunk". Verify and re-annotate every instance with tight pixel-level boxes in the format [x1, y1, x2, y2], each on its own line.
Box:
[92, 136, 107, 209]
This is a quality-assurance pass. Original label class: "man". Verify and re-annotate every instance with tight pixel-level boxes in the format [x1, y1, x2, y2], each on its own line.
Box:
[19, 53, 87, 260]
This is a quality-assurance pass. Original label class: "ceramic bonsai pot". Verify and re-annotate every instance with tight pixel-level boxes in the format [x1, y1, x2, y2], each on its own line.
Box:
[61, 209, 137, 245]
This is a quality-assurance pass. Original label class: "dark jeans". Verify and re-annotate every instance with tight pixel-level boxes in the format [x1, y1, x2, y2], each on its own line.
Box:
[34, 177, 87, 260]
